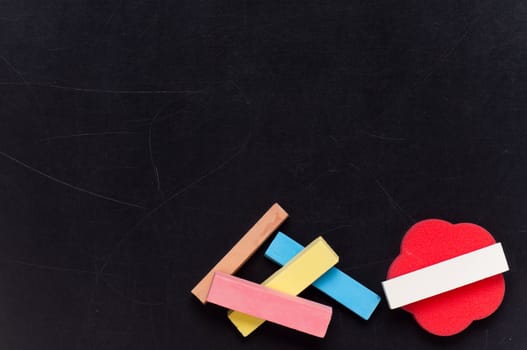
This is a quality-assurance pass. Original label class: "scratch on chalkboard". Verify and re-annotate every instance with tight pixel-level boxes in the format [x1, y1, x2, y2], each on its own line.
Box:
[373, 178, 414, 222]
[101, 275, 165, 306]
[0, 81, 207, 95]
[37, 131, 140, 143]
[359, 129, 406, 141]
[98, 102, 254, 275]
[4, 258, 111, 276]
[148, 104, 174, 192]
[0, 150, 146, 209]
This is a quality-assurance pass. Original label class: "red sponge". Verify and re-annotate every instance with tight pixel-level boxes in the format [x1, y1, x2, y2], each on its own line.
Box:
[387, 219, 506, 336]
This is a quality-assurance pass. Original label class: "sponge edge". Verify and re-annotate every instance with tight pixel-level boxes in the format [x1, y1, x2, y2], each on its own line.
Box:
[386, 219, 507, 336]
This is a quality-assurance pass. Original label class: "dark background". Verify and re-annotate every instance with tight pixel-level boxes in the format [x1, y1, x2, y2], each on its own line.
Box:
[1, 1, 526, 349]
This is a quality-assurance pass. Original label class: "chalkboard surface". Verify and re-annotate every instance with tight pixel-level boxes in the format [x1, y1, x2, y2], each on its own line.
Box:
[1, 1, 526, 349]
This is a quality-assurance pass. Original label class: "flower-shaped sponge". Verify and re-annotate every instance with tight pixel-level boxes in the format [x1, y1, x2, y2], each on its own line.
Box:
[387, 219, 506, 336]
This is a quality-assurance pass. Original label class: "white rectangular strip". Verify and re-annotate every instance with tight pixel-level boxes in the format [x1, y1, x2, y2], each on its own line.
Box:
[382, 243, 509, 309]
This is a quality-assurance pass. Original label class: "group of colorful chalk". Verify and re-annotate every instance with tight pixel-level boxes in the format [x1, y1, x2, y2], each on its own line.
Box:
[191, 203, 510, 338]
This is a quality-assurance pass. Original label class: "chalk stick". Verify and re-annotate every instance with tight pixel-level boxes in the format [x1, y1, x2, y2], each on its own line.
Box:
[265, 232, 381, 320]
[382, 242, 509, 309]
[228, 236, 338, 336]
[191, 203, 288, 303]
[208, 272, 332, 338]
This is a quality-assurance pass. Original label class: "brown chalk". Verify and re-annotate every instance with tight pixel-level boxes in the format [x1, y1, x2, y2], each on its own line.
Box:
[190, 203, 289, 303]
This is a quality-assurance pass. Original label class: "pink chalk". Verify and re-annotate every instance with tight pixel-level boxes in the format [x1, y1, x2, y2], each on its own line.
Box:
[206, 272, 332, 338]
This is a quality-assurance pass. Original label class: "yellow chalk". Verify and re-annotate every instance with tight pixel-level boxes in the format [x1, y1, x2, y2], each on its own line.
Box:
[227, 236, 338, 336]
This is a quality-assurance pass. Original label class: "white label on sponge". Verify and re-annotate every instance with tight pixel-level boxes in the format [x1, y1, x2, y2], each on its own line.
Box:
[382, 243, 509, 309]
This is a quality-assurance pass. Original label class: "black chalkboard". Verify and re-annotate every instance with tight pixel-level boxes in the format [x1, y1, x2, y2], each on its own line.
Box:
[1, 1, 526, 349]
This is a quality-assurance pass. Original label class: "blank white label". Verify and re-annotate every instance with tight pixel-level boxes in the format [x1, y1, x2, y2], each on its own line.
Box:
[382, 243, 509, 309]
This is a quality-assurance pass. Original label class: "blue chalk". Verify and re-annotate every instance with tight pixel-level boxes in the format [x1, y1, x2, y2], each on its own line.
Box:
[264, 232, 381, 320]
